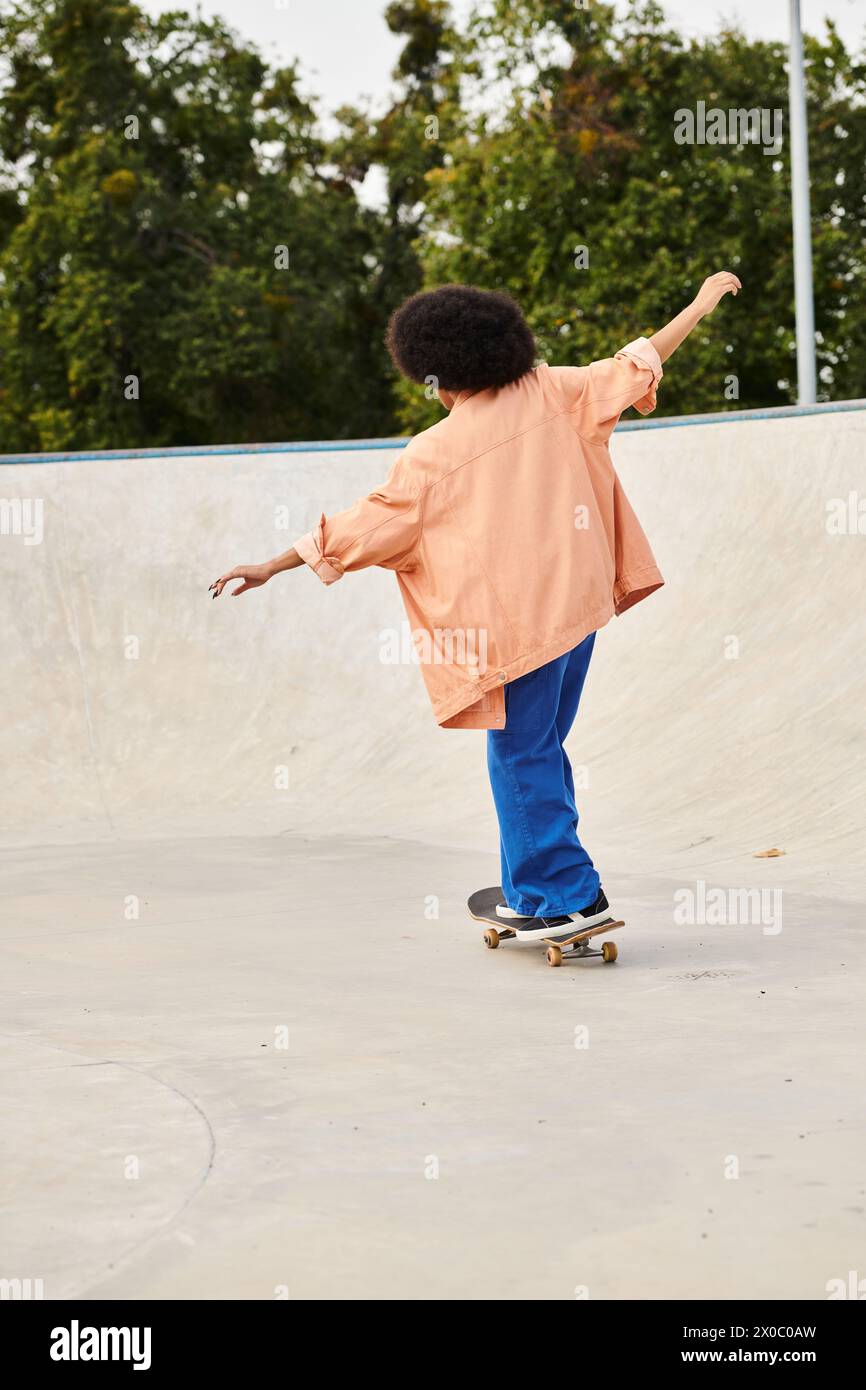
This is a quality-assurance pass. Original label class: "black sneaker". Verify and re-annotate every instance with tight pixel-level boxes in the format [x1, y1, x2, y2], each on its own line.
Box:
[515, 889, 612, 943]
[574, 888, 611, 928]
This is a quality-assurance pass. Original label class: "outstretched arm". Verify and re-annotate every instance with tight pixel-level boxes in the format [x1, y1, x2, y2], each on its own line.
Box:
[210, 457, 422, 599]
[650, 271, 742, 363]
[548, 269, 743, 442]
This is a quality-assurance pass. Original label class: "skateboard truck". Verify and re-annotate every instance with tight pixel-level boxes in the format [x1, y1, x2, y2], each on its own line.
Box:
[481, 920, 623, 967]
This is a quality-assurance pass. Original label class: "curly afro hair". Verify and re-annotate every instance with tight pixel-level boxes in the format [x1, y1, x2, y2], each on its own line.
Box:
[386, 284, 536, 393]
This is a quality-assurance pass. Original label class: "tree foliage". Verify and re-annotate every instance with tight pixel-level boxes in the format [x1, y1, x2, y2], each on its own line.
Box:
[1, 0, 864, 449]
[402, 0, 866, 428]
[0, 0, 389, 449]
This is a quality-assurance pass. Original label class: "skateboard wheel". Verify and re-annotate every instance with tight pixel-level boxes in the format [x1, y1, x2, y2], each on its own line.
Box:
[602, 941, 618, 963]
[483, 928, 500, 950]
[546, 944, 563, 968]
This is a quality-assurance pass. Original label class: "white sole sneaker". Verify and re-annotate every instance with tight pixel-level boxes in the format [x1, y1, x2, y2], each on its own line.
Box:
[516, 895, 614, 943]
[495, 903, 528, 921]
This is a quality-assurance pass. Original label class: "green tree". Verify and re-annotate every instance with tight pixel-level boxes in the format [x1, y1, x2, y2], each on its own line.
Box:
[2, 1, 863, 449]
[398, 0, 866, 428]
[0, 0, 390, 450]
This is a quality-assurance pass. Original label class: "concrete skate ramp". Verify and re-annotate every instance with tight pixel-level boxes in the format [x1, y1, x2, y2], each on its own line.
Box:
[3, 405, 866, 894]
[2, 404, 866, 1302]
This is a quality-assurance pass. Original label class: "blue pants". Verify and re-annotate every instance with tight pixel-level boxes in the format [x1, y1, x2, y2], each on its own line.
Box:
[486, 633, 600, 917]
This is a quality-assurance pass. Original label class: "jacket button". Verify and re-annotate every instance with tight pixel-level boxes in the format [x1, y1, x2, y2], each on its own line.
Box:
[498, 671, 507, 682]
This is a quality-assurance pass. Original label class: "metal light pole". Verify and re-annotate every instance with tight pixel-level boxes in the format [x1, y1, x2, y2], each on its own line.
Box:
[788, 0, 817, 403]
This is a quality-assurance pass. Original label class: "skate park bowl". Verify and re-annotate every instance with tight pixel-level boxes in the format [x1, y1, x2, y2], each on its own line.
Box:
[2, 400, 865, 1300]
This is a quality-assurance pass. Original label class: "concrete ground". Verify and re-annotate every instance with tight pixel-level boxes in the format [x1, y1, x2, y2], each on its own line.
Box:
[2, 405, 865, 1299]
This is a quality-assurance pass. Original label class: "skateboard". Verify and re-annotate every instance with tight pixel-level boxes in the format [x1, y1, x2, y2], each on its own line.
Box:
[468, 886, 624, 969]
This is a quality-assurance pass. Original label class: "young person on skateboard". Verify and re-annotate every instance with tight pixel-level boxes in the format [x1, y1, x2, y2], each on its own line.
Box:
[211, 275, 741, 942]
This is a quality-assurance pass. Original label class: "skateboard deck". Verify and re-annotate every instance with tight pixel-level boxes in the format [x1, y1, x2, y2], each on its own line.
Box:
[468, 886, 624, 968]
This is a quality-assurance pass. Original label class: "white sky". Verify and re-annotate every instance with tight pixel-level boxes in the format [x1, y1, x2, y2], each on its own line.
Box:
[137, 1, 866, 115]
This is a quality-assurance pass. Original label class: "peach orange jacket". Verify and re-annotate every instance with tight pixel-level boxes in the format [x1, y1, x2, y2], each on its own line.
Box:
[294, 337, 664, 730]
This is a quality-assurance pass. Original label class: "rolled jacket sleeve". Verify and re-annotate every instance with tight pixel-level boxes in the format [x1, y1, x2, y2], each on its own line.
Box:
[551, 336, 663, 444]
[613, 337, 663, 417]
[293, 460, 422, 586]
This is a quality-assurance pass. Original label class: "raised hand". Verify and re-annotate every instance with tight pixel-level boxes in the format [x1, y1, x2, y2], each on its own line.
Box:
[693, 271, 742, 317]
